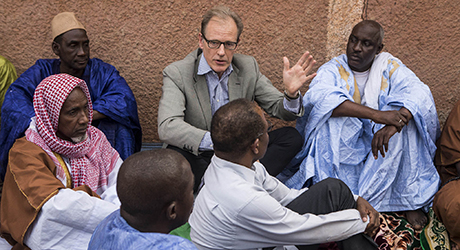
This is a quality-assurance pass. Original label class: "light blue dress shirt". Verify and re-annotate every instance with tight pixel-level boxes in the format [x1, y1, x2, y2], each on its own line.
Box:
[197, 56, 302, 151]
[88, 210, 198, 250]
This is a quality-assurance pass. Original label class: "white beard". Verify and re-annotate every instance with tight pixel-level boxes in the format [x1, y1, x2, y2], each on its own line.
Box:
[71, 133, 88, 144]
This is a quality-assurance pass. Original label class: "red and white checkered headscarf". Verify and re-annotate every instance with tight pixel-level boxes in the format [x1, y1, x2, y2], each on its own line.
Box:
[25, 73, 119, 192]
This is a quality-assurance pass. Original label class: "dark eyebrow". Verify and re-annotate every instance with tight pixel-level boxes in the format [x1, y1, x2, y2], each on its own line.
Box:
[68, 39, 90, 44]
[209, 39, 237, 43]
[66, 107, 78, 113]
[362, 39, 374, 44]
[349, 35, 373, 44]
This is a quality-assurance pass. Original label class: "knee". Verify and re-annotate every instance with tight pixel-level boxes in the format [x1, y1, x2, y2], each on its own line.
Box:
[280, 126, 303, 149]
[433, 182, 460, 238]
[322, 178, 354, 197]
[314, 178, 356, 210]
[321, 178, 348, 191]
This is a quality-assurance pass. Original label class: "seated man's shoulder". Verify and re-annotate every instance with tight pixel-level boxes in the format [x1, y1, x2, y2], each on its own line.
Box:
[231, 53, 257, 69]
[124, 233, 197, 250]
[147, 234, 197, 249]
[91, 210, 119, 235]
[87, 58, 119, 71]
[163, 50, 200, 75]
[8, 137, 56, 170]
[91, 211, 197, 249]
[11, 137, 44, 154]
[199, 174, 264, 211]
[25, 58, 59, 72]
[324, 54, 348, 69]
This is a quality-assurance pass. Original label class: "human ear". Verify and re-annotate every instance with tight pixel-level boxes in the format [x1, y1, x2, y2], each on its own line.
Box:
[251, 138, 260, 155]
[166, 201, 177, 220]
[198, 33, 205, 50]
[52, 41, 60, 57]
[377, 43, 384, 54]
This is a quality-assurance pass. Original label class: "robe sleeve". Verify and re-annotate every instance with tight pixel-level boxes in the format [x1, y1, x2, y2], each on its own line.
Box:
[23, 188, 118, 250]
[0, 137, 107, 248]
[86, 59, 142, 154]
[99, 156, 122, 205]
[0, 59, 57, 179]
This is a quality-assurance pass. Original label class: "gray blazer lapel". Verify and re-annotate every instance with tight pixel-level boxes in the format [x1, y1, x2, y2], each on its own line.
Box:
[193, 54, 213, 128]
[228, 65, 243, 101]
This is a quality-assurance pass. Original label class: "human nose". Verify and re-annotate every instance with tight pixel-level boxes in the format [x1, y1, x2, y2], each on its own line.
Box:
[79, 110, 89, 124]
[216, 43, 225, 56]
[77, 44, 87, 56]
[353, 41, 362, 52]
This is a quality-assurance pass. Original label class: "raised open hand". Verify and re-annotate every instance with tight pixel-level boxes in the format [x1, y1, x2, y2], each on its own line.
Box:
[283, 51, 316, 97]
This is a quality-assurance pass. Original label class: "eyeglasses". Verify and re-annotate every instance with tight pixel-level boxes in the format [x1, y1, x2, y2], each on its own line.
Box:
[201, 34, 238, 50]
[256, 120, 273, 138]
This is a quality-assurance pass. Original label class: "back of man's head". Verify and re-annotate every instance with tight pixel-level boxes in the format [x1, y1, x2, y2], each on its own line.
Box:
[117, 149, 194, 233]
[211, 98, 265, 156]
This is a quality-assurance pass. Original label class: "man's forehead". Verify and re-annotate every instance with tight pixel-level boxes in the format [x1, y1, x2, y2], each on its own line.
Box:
[351, 23, 380, 41]
[62, 87, 87, 106]
[205, 17, 238, 38]
[61, 29, 89, 42]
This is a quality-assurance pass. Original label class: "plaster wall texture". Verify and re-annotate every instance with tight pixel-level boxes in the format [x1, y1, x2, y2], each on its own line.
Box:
[0, 0, 328, 142]
[365, 0, 460, 126]
[1, 0, 458, 142]
[326, 0, 364, 60]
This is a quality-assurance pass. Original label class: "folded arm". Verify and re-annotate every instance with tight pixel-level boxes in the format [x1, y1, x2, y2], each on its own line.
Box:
[24, 188, 119, 250]
[331, 100, 410, 129]
[331, 100, 413, 159]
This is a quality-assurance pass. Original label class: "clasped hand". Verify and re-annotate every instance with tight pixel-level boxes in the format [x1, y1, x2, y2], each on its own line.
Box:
[372, 110, 408, 132]
[356, 197, 380, 237]
[371, 109, 412, 159]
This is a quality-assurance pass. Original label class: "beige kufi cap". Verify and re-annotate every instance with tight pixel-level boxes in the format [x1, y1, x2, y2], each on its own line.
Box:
[51, 12, 86, 40]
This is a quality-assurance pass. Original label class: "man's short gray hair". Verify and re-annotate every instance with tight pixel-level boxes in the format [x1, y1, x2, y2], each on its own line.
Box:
[201, 5, 244, 40]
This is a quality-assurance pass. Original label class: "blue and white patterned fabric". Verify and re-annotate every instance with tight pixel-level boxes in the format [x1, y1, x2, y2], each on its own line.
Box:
[279, 53, 441, 212]
[88, 210, 198, 250]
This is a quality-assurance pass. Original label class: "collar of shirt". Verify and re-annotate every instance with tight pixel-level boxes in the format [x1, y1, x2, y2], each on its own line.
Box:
[211, 155, 259, 184]
[197, 55, 233, 77]
[197, 56, 233, 114]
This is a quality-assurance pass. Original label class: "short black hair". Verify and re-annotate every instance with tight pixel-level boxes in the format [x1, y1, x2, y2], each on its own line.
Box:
[211, 98, 265, 155]
[355, 20, 384, 45]
[117, 149, 190, 217]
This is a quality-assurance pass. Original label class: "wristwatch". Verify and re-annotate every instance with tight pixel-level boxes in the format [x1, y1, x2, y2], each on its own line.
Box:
[284, 90, 300, 101]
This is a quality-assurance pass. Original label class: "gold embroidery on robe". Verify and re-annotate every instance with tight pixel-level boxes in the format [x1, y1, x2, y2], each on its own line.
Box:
[337, 62, 350, 90]
[337, 62, 360, 103]
[353, 78, 361, 104]
[389, 59, 400, 78]
[381, 77, 388, 91]
[380, 59, 399, 92]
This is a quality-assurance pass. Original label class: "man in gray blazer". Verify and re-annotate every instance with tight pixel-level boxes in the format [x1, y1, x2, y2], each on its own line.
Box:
[158, 5, 316, 191]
